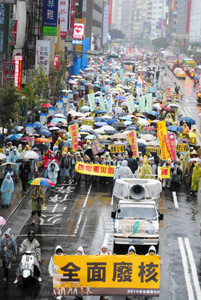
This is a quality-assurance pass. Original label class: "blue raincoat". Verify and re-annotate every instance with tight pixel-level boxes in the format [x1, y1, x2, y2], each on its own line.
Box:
[1, 172, 14, 205]
[9, 147, 20, 175]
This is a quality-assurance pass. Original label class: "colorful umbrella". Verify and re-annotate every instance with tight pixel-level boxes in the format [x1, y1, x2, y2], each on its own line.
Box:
[28, 177, 55, 186]
[0, 216, 6, 225]
[35, 137, 50, 143]
[20, 136, 35, 142]
[42, 103, 53, 108]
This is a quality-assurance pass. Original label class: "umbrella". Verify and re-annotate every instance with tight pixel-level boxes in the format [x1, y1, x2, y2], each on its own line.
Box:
[28, 178, 55, 186]
[95, 117, 106, 122]
[144, 126, 157, 131]
[15, 126, 24, 132]
[42, 103, 53, 108]
[80, 125, 94, 132]
[94, 122, 108, 127]
[59, 141, 72, 148]
[0, 216, 6, 225]
[48, 122, 57, 127]
[38, 129, 52, 137]
[167, 125, 183, 132]
[0, 162, 17, 170]
[138, 118, 149, 126]
[119, 116, 133, 121]
[35, 137, 50, 143]
[107, 118, 118, 125]
[112, 122, 126, 129]
[51, 118, 67, 124]
[0, 153, 6, 160]
[168, 104, 179, 108]
[81, 106, 90, 112]
[22, 151, 39, 160]
[147, 111, 159, 117]
[180, 116, 196, 125]
[111, 133, 127, 139]
[49, 127, 60, 131]
[6, 133, 23, 141]
[124, 121, 133, 126]
[20, 136, 35, 142]
[16, 158, 30, 163]
[85, 134, 94, 140]
[94, 128, 106, 134]
[188, 157, 201, 163]
[164, 107, 174, 112]
[33, 144, 48, 153]
[140, 134, 156, 141]
[55, 113, 65, 118]
[34, 121, 43, 130]
[102, 125, 117, 131]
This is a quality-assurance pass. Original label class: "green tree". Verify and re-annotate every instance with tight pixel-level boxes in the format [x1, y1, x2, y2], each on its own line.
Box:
[151, 37, 169, 50]
[49, 56, 66, 102]
[20, 66, 49, 123]
[0, 84, 21, 140]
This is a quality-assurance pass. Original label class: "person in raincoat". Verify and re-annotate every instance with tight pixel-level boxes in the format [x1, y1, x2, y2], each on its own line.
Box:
[0, 228, 17, 282]
[146, 245, 162, 263]
[1, 172, 14, 207]
[10, 146, 20, 177]
[190, 163, 201, 194]
[140, 158, 153, 179]
[97, 244, 111, 255]
[116, 160, 134, 179]
[76, 246, 85, 255]
[47, 159, 59, 189]
[14, 230, 42, 283]
[127, 245, 137, 256]
[48, 245, 64, 278]
[30, 186, 45, 225]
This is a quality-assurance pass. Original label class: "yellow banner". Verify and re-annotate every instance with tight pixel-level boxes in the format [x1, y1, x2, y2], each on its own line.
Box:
[81, 119, 95, 126]
[146, 147, 161, 156]
[68, 124, 78, 153]
[75, 162, 116, 177]
[110, 144, 126, 153]
[127, 131, 138, 158]
[158, 167, 171, 179]
[176, 143, 188, 152]
[53, 255, 160, 296]
[115, 73, 120, 83]
[157, 121, 170, 160]
[0, 148, 3, 153]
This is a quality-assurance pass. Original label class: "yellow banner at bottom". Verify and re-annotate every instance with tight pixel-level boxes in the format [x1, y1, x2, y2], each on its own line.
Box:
[53, 255, 160, 296]
[75, 162, 116, 177]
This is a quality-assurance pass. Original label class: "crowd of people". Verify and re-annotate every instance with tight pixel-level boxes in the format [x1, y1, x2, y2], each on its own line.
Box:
[0, 49, 201, 293]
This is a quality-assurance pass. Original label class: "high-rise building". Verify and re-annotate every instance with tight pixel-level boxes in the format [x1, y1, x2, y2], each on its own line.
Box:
[133, 0, 147, 40]
[111, 0, 123, 31]
[189, 0, 201, 43]
[176, 0, 191, 42]
[146, 0, 165, 41]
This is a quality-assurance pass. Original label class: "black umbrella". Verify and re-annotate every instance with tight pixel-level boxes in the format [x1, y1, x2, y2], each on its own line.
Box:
[112, 122, 126, 128]
[33, 144, 48, 154]
[16, 158, 30, 163]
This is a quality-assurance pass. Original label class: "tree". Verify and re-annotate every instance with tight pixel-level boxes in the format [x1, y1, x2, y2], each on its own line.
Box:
[109, 29, 125, 40]
[0, 84, 21, 140]
[19, 66, 49, 123]
[151, 37, 169, 50]
[49, 56, 66, 103]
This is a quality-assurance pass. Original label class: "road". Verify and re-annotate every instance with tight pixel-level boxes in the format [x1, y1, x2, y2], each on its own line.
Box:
[0, 68, 201, 300]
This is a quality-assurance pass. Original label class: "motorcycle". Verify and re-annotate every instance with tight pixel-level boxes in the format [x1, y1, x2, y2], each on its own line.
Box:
[20, 251, 35, 284]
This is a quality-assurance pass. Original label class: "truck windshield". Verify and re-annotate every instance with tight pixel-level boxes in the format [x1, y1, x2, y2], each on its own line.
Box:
[117, 205, 157, 220]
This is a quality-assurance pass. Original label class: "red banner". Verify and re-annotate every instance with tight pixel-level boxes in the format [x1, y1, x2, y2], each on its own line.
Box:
[54, 55, 60, 70]
[14, 55, 23, 90]
[109, 0, 113, 26]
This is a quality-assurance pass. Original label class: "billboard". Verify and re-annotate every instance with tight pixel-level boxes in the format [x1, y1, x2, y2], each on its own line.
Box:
[0, 4, 10, 54]
[35, 40, 50, 75]
[59, 0, 68, 38]
[72, 23, 84, 40]
[43, 0, 58, 36]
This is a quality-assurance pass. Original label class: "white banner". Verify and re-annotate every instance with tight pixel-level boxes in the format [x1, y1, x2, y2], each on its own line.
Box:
[59, 0, 68, 38]
[35, 40, 50, 75]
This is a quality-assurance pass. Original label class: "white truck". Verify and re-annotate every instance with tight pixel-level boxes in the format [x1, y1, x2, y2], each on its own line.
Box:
[111, 178, 163, 250]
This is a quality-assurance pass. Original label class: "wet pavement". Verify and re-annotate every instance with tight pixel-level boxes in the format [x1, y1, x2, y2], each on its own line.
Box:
[0, 69, 201, 299]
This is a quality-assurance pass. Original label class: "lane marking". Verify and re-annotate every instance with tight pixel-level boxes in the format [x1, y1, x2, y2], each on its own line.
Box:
[52, 203, 58, 213]
[18, 234, 76, 237]
[172, 191, 179, 209]
[178, 237, 195, 300]
[74, 184, 92, 235]
[184, 238, 201, 299]
[103, 233, 110, 247]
